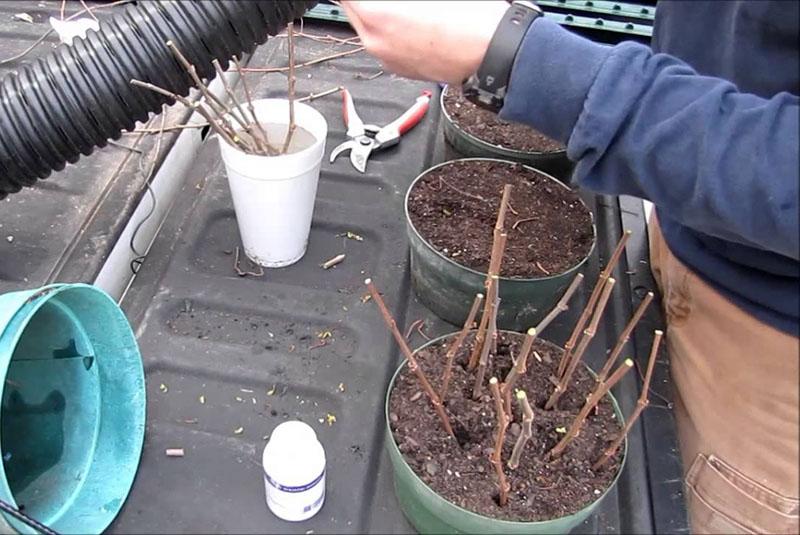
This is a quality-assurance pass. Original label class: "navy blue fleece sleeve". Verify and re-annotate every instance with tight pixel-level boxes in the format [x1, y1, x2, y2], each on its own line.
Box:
[499, 19, 800, 261]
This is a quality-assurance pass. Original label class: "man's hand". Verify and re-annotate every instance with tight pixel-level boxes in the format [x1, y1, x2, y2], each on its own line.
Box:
[341, 1, 509, 85]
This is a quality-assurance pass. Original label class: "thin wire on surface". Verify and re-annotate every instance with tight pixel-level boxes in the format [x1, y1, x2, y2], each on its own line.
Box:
[0, 498, 59, 535]
[130, 106, 168, 274]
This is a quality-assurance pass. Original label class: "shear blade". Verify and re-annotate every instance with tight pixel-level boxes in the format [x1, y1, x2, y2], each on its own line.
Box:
[329, 141, 354, 164]
[350, 150, 368, 173]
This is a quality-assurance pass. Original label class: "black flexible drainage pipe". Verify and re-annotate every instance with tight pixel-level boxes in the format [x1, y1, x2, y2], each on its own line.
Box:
[0, 0, 316, 198]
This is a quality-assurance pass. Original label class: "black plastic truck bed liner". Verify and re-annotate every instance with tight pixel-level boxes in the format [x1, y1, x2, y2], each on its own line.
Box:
[113, 22, 688, 534]
[0, 0, 190, 294]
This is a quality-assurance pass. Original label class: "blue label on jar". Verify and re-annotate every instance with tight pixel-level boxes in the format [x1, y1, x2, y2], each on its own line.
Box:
[264, 470, 325, 493]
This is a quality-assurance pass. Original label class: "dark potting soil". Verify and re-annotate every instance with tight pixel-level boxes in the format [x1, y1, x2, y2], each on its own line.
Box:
[388, 332, 624, 522]
[407, 159, 594, 278]
[443, 86, 564, 153]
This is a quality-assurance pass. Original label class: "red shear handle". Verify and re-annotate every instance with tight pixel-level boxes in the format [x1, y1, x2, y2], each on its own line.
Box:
[375, 90, 432, 146]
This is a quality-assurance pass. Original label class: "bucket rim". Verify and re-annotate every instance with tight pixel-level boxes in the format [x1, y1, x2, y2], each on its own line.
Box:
[0, 283, 145, 533]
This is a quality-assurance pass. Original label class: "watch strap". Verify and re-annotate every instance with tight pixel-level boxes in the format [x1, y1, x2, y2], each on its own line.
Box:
[463, 1, 542, 111]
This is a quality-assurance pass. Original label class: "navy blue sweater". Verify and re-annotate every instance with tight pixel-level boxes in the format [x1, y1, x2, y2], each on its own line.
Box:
[501, 1, 799, 335]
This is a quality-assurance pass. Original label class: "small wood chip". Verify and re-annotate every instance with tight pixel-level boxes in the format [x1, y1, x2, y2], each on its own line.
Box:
[199, 395, 206, 404]
[321, 254, 346, 269]
[166, 448, 185, 457]
[233, 427, 244, 435]
[535, 261, 552, 275]
[159, 383, 168, 393]
[338, 231, 364, 242]
[409, 391, 423, 402]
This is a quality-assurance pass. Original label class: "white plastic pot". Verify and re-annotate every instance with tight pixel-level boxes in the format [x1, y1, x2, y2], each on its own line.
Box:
[219, 99, 328, 268]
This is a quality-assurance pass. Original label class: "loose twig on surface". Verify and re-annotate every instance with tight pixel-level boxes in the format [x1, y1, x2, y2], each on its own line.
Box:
[355, 70, 384, 81]
[234, 247, 264, 277]
[321, 253, 346, 270]
[489, 378, 511, 506]
[508, 391, 534, 470]
[547, 277, 616, 410]
[596, 291, 654, 383]
[365, 278, 454, 437]
[440, 293, 484, 402]
[593, 330, 663, 470]
[1, 0, 134, 65]
[557, 231, 631, 378]
[549, 358, 634, 458]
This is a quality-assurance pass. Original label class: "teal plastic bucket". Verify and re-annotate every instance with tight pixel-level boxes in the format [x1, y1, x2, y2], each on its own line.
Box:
[0, 284, 145, 534]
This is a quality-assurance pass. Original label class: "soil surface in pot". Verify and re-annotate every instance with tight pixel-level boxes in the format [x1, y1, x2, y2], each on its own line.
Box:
[407, 160, 594, 277]
[389, 331, 624, 522]
[443, 87, 564, 153]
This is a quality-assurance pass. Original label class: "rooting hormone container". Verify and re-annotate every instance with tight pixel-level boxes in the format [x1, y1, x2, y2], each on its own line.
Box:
[262, 421, 326, 522]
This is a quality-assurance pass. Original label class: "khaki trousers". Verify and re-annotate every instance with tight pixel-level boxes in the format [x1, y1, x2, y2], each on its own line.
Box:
[649, 216, 799, 534]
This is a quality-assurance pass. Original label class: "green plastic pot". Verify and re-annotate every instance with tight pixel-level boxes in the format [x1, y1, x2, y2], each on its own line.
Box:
[406, 158, 596, 332]
[0, 284, 145, 534]
[441, 87, 574, 182]
[385, 332, 627, 534]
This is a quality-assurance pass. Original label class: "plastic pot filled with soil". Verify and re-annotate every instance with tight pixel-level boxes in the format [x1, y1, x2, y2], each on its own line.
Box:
[441, 86, 572, 181]
[366, 231, 661, 534]
[384, 331, 627, 534]
[405, 158, 595, 332]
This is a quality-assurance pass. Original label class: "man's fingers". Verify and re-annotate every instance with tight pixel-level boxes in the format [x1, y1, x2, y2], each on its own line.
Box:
[340, 1, 369, 36]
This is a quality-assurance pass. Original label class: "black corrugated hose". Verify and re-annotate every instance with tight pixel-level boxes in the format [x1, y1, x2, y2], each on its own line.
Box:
[0, 0, 317, 199]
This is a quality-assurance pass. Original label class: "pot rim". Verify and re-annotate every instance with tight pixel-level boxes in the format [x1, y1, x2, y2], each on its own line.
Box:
[384, 330, 628, 527]
[404, 157, 597, 282]
[440, 85, 567, 158]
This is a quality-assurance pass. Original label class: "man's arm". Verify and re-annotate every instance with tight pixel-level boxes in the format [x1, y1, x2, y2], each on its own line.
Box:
[342, 1, 799, 261]
[501, 18, 799, 260]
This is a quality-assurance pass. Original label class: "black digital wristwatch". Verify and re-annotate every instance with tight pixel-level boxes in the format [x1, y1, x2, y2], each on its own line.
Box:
[462, 1, 543, 113]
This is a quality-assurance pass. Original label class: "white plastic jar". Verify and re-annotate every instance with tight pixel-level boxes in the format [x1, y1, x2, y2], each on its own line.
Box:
[262, 421, 326, 522]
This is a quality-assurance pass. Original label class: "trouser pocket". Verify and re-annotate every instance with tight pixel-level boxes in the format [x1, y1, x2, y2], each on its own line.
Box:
[686, 453, 799, 534]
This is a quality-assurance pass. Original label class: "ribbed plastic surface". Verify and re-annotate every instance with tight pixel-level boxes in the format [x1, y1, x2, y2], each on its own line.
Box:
[0, 0, 315, 197]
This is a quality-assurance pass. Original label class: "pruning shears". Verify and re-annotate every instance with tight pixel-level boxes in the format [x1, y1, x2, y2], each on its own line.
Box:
[329, 88, 433, 173]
